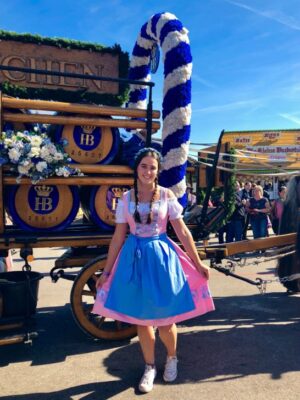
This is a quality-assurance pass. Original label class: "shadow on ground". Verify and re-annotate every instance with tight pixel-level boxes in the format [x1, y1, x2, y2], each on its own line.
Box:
[0, 292, 299, 399]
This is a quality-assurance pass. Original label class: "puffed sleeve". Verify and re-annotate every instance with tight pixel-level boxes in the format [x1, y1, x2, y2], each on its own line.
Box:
[168, 197, 184, 220]
[115, 199, 126, 223]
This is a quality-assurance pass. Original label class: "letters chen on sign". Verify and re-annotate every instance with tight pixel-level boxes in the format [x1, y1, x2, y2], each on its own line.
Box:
[0, 40, 119, 94]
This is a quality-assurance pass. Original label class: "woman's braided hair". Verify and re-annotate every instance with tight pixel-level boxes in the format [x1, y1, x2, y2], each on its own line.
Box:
[133, 148, 162, 224]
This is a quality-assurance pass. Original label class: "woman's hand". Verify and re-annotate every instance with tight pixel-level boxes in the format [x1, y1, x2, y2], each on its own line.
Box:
[196, 262, 210, 279]
[95, 272, 109, 290]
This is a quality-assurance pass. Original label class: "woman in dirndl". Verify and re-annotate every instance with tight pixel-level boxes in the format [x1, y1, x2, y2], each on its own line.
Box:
[93, 148, 214, 393]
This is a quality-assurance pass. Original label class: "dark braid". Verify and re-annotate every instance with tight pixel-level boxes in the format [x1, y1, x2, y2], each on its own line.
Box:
[146, 176, 158, 224]
[133, 171, 142, 223]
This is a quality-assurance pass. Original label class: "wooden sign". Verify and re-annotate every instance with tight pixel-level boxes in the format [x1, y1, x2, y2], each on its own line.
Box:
[0, 39, 119, 94]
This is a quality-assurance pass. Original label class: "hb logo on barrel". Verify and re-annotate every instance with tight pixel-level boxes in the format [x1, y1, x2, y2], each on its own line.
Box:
[34, 185, 54, 211]
[79, 125, 96, 147]
[55, 121, 120, 164]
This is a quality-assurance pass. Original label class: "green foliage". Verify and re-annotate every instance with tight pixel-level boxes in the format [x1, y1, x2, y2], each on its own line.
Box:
[1, 81, 128, 106]
[203, 148, 236, 234]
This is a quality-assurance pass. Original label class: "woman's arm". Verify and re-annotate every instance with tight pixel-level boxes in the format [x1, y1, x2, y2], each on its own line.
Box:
[170, 217, 210, 279]
[96, 223, 127, 288]
[256, 200, 271, 214]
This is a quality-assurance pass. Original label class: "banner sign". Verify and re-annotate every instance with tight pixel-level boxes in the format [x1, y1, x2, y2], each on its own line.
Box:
[0, 39, 119, 94]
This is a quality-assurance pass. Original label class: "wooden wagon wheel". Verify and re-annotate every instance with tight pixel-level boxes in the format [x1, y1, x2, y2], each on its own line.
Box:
[70, 254, 137, 340]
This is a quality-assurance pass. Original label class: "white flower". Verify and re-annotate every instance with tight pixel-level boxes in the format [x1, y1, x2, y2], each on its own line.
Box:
[8, 148, 21, 162]
[18, 163, 32, 174]
[47, 144, 57, 155]
[28, 147, 40, 157]
[16, 131, 26, 138]
[40, 146, 50, 159]
[53, 152, 64, 161]
[55, 166, 70, 177]
[30, 136, 43, 147]
[36, 161, 48, 172]
[4, 138, 13, 147]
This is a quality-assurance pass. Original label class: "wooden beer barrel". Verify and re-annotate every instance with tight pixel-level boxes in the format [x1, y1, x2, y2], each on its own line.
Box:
[5, 185, 80, 232]
[80, 185, 130, 231]
[55, 122, 120, 164]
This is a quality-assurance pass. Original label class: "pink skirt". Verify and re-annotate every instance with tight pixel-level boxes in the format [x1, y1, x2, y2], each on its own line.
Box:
[92, 238, 215, 326]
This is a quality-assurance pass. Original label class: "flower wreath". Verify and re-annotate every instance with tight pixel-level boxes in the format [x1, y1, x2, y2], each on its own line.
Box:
[0, 127, 82, 183]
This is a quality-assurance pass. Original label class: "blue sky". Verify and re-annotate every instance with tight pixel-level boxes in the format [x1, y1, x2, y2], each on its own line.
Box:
[1, 0, 300, 144]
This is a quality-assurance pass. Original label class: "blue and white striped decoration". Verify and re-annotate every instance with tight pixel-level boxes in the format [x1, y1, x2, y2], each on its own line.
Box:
[127, 12, 192, 206]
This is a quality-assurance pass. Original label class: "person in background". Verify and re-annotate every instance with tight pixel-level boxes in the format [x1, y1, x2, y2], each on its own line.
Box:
[241, 181, 253, 240]
[277, 177, 300, 293]
[240, 181, 253, 200]
[271, 186, 287, 234]
[246, 185, 270, 239]
[226, 181, 246, 242]
[257, 180, 271, 204]
[213, 193, 226, 244]
[186, 186, 196, 207]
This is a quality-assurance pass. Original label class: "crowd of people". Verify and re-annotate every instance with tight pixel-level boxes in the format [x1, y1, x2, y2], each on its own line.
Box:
[214, 180, 287, 243]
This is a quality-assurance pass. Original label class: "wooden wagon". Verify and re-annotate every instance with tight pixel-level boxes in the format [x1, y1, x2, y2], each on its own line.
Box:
[0, 80, 297, 346]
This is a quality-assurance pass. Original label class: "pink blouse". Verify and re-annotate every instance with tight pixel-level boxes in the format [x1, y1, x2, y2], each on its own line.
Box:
[115, 186, 183, 237]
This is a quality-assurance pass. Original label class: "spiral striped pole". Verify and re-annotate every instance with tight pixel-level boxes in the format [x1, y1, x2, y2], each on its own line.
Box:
[127, 12, 192, 206]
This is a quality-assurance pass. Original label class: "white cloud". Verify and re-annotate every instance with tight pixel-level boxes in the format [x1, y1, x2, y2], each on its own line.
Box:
[226, 0, 300, 30]
[193, 99, 262, 114]
[279, 113, 300, 125]
[193, 74, 217, 88]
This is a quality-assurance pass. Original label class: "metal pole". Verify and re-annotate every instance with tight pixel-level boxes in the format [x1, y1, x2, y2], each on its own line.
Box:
[0, 65, 155, 88]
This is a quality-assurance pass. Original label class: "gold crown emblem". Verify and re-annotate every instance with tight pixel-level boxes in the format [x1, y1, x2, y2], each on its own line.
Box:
[111, 187, 128, 211]
[81, 125, 96, 134]
[111, 187, 127, 198]
[34, 185, 53, 197]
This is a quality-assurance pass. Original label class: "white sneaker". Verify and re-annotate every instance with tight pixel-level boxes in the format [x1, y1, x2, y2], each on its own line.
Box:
[138, 364, 157, 393]
[163, 356, 178, 382]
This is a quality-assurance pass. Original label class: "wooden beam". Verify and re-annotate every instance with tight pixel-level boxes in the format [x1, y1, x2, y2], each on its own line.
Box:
[0, 322, 24, 331]
[3, 112, 160, 131]
[2, 96, 161, 119]
[4, 176, 134, 186]
[3, 164, 133, 174]
[66, 164, 132, 174]
[0, 237, 112, 251]
[0, 334, 27, 346]
[197, 233, 297, 258]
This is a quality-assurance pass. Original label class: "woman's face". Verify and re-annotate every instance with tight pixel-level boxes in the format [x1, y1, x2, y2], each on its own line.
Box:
[137, 155, 158, 186]
[253, 187, 262, 199]
[279, 188, 287, 199]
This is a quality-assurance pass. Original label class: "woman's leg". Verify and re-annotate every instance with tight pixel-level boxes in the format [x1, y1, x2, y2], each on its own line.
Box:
[137, 325, 157, 393]
[261, 219, 268, 237]
[158, 323, 177, 357]
[137, 325, 156, 365]
[251, 219, 259, 239]
[158, 324, 178, 382]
